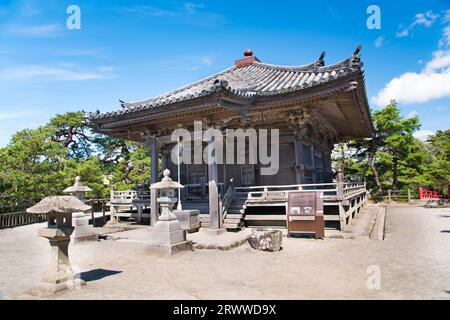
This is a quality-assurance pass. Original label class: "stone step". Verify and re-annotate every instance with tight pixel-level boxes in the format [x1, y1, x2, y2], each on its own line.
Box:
[224, 218, 242, 224]
[244, 214, 286, 221]
[224, 223, 243, 229]
[200, 222, 210, 228]
[224, 214, 243, 219]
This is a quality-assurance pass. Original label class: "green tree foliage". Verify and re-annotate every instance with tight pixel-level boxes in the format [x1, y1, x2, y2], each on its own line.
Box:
[49, 112, 93, 160]
[343, 101, 448, 195]
[0, 127, 66, 207]
[0, 112, 151, 209]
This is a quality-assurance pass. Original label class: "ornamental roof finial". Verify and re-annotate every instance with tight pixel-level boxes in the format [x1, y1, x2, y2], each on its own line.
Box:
[244, 49, 253, 57]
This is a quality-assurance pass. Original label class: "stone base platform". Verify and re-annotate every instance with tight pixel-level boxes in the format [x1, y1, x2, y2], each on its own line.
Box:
[21, 278, 86, 298]
[146, 240, 193, 256]
[189, 229, 251, 250]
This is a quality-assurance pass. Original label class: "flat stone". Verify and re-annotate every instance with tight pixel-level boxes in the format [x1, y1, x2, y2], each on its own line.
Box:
[248, 229, 283, 252]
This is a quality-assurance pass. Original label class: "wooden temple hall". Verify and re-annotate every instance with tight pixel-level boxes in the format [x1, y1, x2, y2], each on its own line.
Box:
[87, 48, 373, 231]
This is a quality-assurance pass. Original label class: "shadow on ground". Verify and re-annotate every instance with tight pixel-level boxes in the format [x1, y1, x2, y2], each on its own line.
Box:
[80, 269, 122, 282]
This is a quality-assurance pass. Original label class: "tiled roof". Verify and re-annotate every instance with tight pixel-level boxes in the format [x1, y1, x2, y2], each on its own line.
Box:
[88, 48, 364, 120]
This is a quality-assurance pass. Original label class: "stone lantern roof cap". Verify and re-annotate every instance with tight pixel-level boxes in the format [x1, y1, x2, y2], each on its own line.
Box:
[63, 176, 93, 193]
[150, 169, 184, 190]
[27, 196, 92, 215]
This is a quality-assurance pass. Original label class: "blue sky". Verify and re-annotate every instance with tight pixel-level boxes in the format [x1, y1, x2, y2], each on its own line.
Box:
[0, 0, 449, 146]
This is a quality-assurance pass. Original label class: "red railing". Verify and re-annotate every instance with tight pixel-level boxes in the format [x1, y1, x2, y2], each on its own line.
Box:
[418, 187, 441, 199]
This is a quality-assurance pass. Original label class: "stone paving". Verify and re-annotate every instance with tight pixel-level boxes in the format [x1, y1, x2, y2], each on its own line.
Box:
[1, 203, 449, 299]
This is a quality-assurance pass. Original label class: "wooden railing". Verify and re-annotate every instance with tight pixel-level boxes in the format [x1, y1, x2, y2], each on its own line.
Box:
[110, 190, 150, 204]
[235, 182, 366, 203]
[234, 182, 368, 231]
[0, 211, 47, 229]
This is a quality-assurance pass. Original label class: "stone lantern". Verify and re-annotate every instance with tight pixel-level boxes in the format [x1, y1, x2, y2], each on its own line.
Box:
[147, 169, 193, 255]
[63, 176, 97, 243]
[63, 176, 92, 203]
[27, 196, 91, 295]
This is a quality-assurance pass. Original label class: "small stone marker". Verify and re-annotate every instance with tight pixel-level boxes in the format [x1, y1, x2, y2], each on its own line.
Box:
[26, 196, 91, 296]
[248, 229, 283, 252]
[147, 169, 193, 255]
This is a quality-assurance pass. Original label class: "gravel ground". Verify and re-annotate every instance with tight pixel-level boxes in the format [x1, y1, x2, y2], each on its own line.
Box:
[1, 204, 449, 300]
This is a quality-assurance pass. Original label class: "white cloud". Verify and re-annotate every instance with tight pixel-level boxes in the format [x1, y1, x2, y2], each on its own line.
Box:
[374, 36, 385, 48]
[396, 27, 409, 38]
[373, 26, 450, 107]
[440, 25, 450, 47]
[396, 11, 439, 38]
[0, 65, 117, 81]
[413, 11, 439, 27]
[9, 24, 63, 37]
[21, 3, 41, 17]
[122, 6, 176, 16]
[425, 49, 450, 71]
[407, 110, 418, 118]
[372, 68, 450, 106]
[184, 3, 204, 15]
[414, 130, 435, 141]
[443, 10, 450, 23]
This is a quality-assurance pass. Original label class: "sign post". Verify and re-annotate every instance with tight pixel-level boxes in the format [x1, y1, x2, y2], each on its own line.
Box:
[287, 191, 324, 239]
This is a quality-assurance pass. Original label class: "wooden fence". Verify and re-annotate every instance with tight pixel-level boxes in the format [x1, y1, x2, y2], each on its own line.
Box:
[0, 211, 47, 229]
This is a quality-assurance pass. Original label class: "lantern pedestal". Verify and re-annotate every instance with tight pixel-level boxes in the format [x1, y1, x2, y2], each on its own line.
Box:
[147, 196, 193, 255]
[30, 227, 86, 296]
[71, 212, 98, 243]
[26, 196, 91, 297]
[147, 169, 192, 256]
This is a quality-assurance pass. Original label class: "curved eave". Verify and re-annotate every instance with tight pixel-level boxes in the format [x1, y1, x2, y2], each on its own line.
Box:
[87, 66, 362, 123]
[87, 70, 364, 132]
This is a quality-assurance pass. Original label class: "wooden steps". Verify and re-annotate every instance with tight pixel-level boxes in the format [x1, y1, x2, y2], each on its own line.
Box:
[244, 214, 286, 221]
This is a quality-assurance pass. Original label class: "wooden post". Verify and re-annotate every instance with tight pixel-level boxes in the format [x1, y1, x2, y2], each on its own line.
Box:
[388, 190, 391, 201]
[137, 204, 142, 224]
[310, 144, 316, 183]
[407, 189, 411, 203]
[336, 163, 344, 200]
[147, 137, 160, 226]
[338, 203, 346, 231]
[293, 130, 303, 184]
[102, 200, 106, 225]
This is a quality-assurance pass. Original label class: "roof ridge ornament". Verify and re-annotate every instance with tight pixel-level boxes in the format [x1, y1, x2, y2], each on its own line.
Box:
[235, 49, 260, 68]
[350, 45, 363, 68]
[119, 99, 127, 108]
[314, 51, 326, 71]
